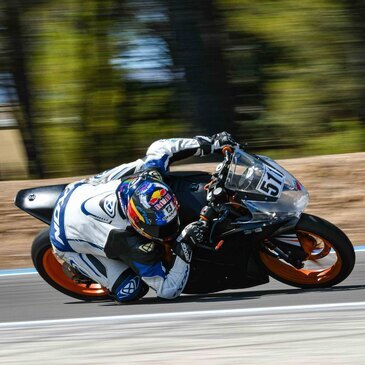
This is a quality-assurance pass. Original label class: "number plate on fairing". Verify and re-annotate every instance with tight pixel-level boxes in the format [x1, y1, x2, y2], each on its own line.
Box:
[256, 165, 285, 198]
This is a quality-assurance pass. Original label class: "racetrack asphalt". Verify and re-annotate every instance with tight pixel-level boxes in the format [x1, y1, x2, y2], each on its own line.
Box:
[1, 251, 365, 364]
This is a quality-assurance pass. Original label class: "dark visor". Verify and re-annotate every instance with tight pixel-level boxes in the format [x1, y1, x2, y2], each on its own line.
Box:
[141, 216, 179, 239]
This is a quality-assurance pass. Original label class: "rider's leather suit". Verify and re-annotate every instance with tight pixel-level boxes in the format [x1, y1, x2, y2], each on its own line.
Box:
[49, 136, 215, 301]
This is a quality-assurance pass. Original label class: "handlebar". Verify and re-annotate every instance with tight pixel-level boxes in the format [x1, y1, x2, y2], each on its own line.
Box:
[199, 144, 239, 251]
[200, 142, 247, 252]
[204, 145, 234, 199]
[206, 142, 246, 198]
[221, 142, 247, 155]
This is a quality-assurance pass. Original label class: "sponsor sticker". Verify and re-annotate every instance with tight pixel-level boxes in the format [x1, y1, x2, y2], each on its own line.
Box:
[161, 202, 177, 222]
[139, 242, 155, 253]
[137, 182, 153, 196]
[149, 188, 167, 205]
[148, 189, 173, 211]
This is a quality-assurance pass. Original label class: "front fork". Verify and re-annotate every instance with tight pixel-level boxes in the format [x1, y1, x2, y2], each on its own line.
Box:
[261, 239, 306, 269]
[260, 216, 307, 269]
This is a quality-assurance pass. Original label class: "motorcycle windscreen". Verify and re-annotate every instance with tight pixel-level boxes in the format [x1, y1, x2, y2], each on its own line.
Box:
[225, 150, 308, 220]
[225, 150, 285, 198]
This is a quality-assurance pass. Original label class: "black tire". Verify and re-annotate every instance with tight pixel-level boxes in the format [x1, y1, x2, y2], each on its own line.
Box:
[259, 213, 356, 289]
[31, 228, 111, 301]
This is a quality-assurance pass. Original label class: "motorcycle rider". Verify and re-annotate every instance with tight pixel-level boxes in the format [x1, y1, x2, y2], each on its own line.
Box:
[49, 132, 236, 302]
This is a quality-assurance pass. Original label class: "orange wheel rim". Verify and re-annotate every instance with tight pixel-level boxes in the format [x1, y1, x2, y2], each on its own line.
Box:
[260, 230, 342, 285]
[42, 248, 108, 297]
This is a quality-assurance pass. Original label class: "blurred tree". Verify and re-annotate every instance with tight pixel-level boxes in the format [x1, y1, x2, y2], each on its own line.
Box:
[1, 0, 364, 179]
[343, 0, 365, 127]
[22, 0, 192, 177]
[2, 0, 45, 177]
[167, 0, 234, 135]
[219, 0, 364, 154]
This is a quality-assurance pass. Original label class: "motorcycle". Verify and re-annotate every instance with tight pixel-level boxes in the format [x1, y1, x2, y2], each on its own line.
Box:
[15, 145, 355, 301]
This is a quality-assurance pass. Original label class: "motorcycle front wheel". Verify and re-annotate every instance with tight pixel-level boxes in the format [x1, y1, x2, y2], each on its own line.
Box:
[259, 213, 355, 288]
[32, 229, 110, 301]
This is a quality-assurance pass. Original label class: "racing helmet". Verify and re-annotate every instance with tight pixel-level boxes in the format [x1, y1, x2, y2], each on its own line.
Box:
[118, 176, 180, 241]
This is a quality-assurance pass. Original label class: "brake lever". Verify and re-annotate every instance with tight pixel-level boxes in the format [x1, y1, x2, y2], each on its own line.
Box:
[195, 239, 225, 252]
[208, 206, 230, 244]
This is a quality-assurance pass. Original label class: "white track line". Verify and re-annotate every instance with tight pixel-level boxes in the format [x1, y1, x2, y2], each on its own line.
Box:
[1, 301, 365, 329]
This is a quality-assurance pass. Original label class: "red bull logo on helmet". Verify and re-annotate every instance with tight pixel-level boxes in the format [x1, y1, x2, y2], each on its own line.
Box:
[149, 188, 172, 210]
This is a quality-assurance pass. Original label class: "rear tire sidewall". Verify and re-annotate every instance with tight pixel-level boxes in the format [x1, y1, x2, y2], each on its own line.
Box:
[32, 228, 111, 301]
[259, 213, 355, 289]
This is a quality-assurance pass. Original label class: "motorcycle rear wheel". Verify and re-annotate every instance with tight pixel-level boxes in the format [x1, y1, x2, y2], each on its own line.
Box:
[32, 229, 110, 301]
[259, 213, 355, 288]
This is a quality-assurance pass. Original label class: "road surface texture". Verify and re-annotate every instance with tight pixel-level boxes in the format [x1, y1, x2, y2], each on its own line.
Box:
[1, 251, 365, 364]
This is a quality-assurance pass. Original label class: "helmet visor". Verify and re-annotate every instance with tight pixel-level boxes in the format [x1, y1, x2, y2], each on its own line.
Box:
[141, 216, 180, 239]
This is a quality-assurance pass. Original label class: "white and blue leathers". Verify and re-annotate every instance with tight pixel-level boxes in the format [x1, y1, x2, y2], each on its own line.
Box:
[49, 136, 216, 301]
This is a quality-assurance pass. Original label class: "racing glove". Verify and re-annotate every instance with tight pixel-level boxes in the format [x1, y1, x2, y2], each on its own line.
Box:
[173, 221, 209, 263]
[211, 131, 236, 152]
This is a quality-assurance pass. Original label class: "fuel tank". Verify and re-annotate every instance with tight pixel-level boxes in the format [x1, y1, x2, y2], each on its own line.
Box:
[167, 171, 211, 225]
